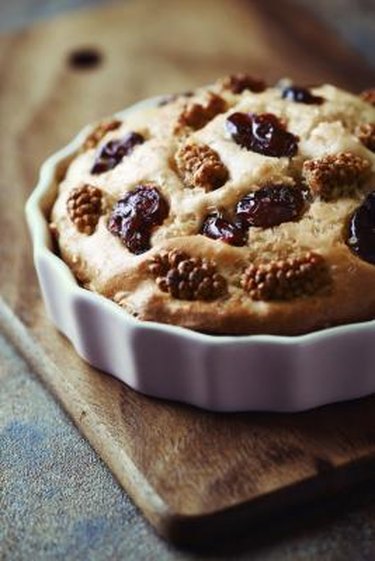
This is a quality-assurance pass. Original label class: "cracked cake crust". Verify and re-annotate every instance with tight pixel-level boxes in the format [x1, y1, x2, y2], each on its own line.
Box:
[51, 79, 375, 335]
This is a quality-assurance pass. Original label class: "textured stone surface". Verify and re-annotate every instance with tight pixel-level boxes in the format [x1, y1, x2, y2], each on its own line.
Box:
[0, 0, 108, 31]
[0, 332, 179, 561]
[297, 0, 375, 68]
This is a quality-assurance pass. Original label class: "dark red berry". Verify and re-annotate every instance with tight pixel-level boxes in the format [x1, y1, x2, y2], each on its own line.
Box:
[226, 112, 298, 158]
[223, 73, 266, 94]
[68, 48, 102, 70]
[282, 86, 324, 105]
[236, 184, 306, 228]
[201, 213, 247, 246]
[108, 185, 169, 254]
[91, 132, 144, 174]
[347, 191, 375, 264]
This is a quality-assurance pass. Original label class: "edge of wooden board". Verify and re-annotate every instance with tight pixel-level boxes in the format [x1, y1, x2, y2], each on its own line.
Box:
[2, 297, 375, 546]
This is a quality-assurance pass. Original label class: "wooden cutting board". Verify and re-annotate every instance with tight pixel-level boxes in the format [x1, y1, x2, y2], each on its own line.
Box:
[1, 0, 375, 546]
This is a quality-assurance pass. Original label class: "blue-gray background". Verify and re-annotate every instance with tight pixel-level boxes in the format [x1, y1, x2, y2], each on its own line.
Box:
[1, 2, 375, 560]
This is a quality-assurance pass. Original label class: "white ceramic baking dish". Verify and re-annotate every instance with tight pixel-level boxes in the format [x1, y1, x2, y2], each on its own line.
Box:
[25, 98, 375, 412]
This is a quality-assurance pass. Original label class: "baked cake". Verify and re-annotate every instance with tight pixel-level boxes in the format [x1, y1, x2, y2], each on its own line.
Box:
[50, 76, 375, 335]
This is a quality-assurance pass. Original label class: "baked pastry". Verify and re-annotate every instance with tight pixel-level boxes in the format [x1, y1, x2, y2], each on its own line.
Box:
[50, 76, 375, 335]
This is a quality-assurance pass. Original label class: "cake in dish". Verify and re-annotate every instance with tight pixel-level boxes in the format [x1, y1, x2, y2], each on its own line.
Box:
[50, 76, 375, 335]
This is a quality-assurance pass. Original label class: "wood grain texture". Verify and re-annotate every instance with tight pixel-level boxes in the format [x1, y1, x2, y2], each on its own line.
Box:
[1, 0, 375, 545]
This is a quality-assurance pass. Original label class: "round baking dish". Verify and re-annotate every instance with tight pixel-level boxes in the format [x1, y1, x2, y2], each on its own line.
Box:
[25, 98, 375, 412]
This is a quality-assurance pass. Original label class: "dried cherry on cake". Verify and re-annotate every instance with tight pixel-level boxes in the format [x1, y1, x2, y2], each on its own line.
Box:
[201, 213, 247, 246]
[236, 184, 306, 228]
[91, 132, 144, 174]
[281, 86, 324, 105]
[108, 185, 169, 254]
[226, 112, 298, 158]
[222, 73, 266, 94]
[347, 191, 375, 264]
